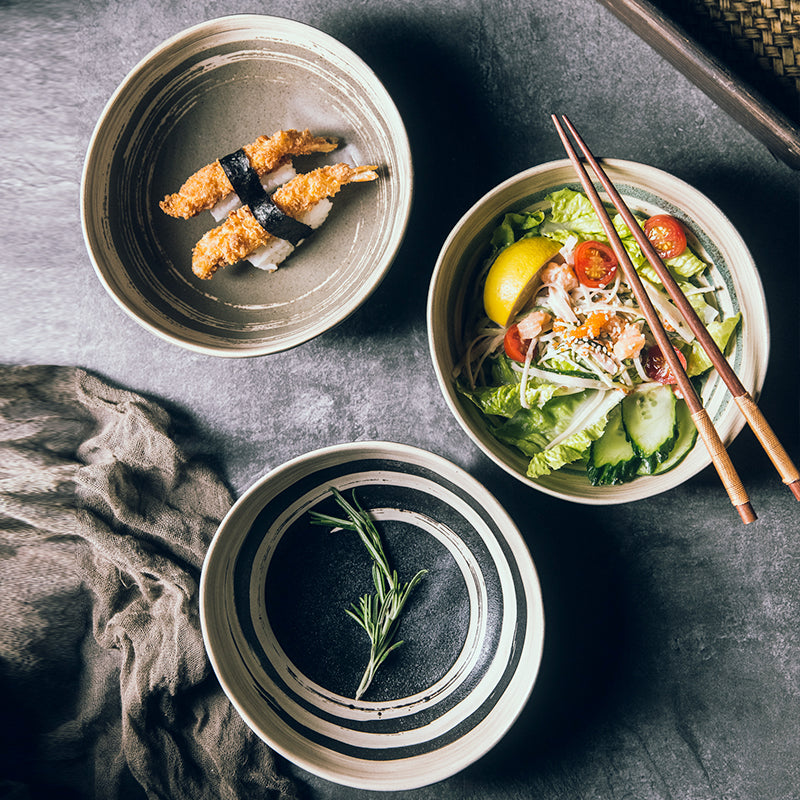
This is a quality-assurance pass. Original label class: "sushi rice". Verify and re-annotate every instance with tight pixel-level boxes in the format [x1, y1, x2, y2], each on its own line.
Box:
[247, 198, 333, 272]
[208, 160, 332, 272]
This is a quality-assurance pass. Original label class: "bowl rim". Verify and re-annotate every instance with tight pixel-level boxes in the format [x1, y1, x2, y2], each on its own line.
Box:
[80, 14, 413, 357]
[427, 157, 770, 504]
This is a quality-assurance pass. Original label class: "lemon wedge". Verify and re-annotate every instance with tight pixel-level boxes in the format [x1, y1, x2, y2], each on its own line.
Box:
[482, 236, 562, 326]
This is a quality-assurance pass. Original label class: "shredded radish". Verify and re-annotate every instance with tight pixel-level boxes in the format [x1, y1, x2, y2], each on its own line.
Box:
[455, 329, 504, 388]
[641, 279, 694, 343]
[633, 355, 651, 383]
[559, 234, 579, 262]
[519, 338, 537, 409]
[546, 285, 578, 323]
[524, 365, 609, 391]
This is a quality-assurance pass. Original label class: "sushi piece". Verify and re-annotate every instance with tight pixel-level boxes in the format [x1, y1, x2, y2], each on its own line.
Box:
[159, 129, 338, 219]
[191, 163, 378, 279]
[247, 197, 333, 272]
[209, 160, 297, 222]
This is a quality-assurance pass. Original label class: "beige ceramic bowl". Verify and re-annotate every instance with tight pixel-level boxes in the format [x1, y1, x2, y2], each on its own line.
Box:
[82, 15, 412, 356]
[427, 159, 769, 504]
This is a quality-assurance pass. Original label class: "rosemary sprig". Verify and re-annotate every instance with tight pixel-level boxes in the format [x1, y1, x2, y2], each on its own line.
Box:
[309, 487, 427, 700]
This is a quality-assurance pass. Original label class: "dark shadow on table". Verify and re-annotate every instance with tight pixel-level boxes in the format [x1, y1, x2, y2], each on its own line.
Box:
[322, 11, 509, 335]
[688, 163, 800, 452]
[468, 468, 647, 783]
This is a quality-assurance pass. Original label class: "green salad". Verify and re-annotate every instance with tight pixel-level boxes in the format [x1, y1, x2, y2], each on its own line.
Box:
[457, 188, 741, 485]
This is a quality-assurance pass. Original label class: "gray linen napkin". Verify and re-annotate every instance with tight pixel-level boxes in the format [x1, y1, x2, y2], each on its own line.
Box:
[0, 365, 297, 800]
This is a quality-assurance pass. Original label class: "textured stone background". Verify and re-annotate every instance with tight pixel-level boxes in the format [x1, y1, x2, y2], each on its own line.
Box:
[2, 0, 799, 798]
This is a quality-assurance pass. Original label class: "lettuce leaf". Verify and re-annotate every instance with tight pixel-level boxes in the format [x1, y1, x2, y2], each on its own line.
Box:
[547, 188, 605, 235]
[665, 248, 708, 279]
[460, 369, 576, 418]
[490, 210, 545, 250]
[635, 243, 709, 285]
[686, 313, 742, 377]
[525, 411, 613, 477]
[684, 286, 719, 325]
[544, 228, 579, 248]
[494, 408, 553, 455]
[490, 354, 520, 386]
[491, 388, 624, 477]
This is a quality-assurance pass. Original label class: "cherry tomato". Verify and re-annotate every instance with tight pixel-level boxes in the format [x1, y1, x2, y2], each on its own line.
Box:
[573, 240, 618, 288]
[504, 323, 531, 363]
[644, 344, 687, 385]
[644, 214, 687, 260]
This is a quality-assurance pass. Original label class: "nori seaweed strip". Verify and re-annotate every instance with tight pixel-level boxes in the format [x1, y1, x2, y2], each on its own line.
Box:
[219, 148, 313, 246]
[218, 149, 264, 208]
[248, 196, 312, 246]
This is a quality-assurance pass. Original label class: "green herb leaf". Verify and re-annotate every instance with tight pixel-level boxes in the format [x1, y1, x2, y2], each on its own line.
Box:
[309, 488, 427, 700]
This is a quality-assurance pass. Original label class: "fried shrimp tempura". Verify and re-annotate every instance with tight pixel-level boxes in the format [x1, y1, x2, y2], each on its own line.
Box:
[191, 163, 378, 279]
[159, 129, 339, 219]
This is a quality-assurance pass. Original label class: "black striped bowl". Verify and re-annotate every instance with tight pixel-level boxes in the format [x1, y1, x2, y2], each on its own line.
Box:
[199, 442, 544, 789]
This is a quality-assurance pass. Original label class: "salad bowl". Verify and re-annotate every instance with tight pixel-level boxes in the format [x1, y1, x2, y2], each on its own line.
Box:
[427, 159, 769, 505]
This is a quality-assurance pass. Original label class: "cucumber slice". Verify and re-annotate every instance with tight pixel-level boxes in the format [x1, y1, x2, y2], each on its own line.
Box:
[650, 399, 698, 475]
[587, 404, 640, 485]
[622, 385, 678, 474]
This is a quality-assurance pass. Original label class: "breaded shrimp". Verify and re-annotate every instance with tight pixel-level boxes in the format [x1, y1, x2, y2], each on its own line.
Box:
[159, 129, 339, 219]
[191, 163, 378, 279]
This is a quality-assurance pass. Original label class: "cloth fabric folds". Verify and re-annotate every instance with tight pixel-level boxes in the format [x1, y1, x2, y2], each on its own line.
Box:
[0, 365, 297, 800]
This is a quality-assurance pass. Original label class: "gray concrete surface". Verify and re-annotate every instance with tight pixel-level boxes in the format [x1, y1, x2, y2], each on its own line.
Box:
[2, 0, 800, 798]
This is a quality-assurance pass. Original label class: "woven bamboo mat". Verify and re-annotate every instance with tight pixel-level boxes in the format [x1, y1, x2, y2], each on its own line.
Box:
[689, 0, 800, 93]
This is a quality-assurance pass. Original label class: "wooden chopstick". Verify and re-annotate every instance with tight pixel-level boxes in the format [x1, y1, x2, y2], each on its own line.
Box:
[558, 114, 800, 503]
[552, 114, 756, 524]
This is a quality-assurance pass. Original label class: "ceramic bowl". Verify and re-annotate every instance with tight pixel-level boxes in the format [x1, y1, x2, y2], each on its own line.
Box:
[81, 15, 412, 356]
[427, 159, 769, 505]
[199, 441, 544, 789]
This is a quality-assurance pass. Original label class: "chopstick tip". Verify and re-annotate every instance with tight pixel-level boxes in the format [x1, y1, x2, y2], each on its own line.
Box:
[787, 480, 800, 501]
[737, 501, 757, 524]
